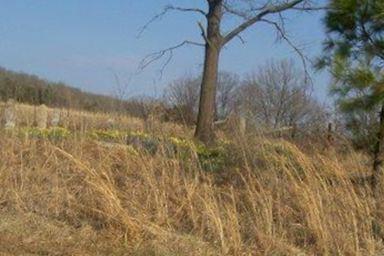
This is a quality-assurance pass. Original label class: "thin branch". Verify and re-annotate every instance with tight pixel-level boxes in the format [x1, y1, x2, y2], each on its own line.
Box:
[223, 5, 251, 19]
[223, 2, 269, 20]
[198, 21, 210, 44]
[137, 8, 168, 38]
[168, 6, 207, 16]
[137, 40, 204, 76]
[291, 6, 330, 11]
[222, 0, 305, 45]
[137, 5, 207, 38]
[260, 18, 312, 84]
[237, 34, 246, 44]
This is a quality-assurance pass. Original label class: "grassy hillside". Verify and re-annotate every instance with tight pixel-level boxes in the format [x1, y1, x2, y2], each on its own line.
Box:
[0, 102, 381, 255]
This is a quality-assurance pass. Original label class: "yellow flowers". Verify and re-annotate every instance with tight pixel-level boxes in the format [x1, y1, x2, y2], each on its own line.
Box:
[170, 137, 194, 149]
[126, 145, 139, 156]
[20, 127, 71, 139]
[89, 130, 125, 140]
[130, 131, 150, 139]
[17, 127, 229, 172]
[89, 130, 152, 141]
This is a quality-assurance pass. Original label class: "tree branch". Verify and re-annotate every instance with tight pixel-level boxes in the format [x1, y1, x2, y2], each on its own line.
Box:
[291, 6, 330, 11]
[168, 5, 207, 16]
[222, 0, 305, 45]
[223, 2, 269, 20]
[260, 18, 312, 84]
[198, 21, 210, 45]
[138, 5, 207, 37]
[137, 40, 204, 77]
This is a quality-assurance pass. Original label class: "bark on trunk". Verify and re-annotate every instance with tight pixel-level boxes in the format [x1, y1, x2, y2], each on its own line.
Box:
[372, 105, 384, 193]
[372, 104, 384, 237]
[194, 1, 223, 144]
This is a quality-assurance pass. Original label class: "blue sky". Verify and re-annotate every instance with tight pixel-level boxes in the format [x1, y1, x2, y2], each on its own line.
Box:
[0, 0, 330, 102]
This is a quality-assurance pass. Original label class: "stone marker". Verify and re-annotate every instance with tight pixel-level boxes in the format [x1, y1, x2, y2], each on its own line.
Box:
[51, 108, 61, 127]
[4, 99, 16, 129]
[36, 104, 48, 129]
[239, 115, 246, 136]
[107, 118, 115, 129]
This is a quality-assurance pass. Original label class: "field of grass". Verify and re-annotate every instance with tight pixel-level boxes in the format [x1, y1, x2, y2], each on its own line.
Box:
[0, 103, 382, 255]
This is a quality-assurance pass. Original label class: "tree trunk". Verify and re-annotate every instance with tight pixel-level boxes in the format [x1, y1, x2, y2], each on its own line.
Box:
[372, 104, 384, 237]
[194, 0, 223, 144]
[372, 105, 384, 193]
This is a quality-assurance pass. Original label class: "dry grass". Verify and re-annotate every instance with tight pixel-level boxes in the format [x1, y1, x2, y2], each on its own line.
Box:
[0, 102, 188, 137]
[0, 103, 382, 255]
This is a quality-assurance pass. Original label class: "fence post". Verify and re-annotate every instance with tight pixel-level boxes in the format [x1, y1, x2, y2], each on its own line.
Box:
[327, 122, 334, 146]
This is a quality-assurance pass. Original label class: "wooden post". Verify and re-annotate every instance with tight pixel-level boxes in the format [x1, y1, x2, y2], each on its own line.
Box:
[291, 123, 297, 139]
[327, 122, 333, 145]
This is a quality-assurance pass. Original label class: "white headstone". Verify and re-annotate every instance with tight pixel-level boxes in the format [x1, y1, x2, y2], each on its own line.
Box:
[239, 115, 246, 136]
[107, 118, 115, 129]
[4, 99, 16, 129]
[36, 104, 48, 129]
[51, 109, 61, 127]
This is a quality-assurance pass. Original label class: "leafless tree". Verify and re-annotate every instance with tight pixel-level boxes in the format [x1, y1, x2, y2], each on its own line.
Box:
[216, 71, 239, 119]
[164, 71, 239, 124]
[164, 76, 201, 125]
[110, 70, 133, 114]
[238, 60, 327, 133]
[140, 0, 324, 144]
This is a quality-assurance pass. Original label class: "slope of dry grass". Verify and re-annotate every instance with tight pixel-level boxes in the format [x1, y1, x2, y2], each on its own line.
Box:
[0, 103, 382, 255]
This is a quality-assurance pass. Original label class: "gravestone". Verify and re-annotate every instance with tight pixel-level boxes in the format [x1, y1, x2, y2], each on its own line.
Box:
[51, 109, 61, 127]
[239, 115, 246, 136]
[36, 104, 48, 129]
[4, 99, 16, 129]
[107, 118, 115, 129]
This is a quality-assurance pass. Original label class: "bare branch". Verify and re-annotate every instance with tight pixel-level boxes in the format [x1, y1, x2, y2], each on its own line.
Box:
[198, 21, 210, 44]
[223, 5, 251, 19]
[138, 5, 207, 38]
[111, 71, 131, 100]
[137, 40, 204, 76]
[222, 0, 305, 45]
[223, 2, 269, 20]
[237, 34, 246, 44]
[260, 18, 312, 84]
[137, 8, 168, 38]
[292, 5, 330, 11]
[168, 5, 207, 16]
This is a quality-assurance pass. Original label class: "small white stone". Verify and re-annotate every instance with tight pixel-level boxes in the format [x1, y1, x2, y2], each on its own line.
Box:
[36, 104, 48, 129]
[4, 99, 16, 129]
[51, 109, 61, 127]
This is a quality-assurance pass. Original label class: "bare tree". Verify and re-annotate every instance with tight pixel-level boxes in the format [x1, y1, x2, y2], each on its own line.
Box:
[164, 76, 201, 125]
[164, 71, 239, 124]
[238, 59, 327, 133]
[216, 71, 239, 119]
[110, 70, 133, 114]
[140, 0, 323, 144]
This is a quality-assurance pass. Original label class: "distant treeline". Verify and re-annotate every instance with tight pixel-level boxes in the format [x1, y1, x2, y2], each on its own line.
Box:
[0, 66, 150, 116]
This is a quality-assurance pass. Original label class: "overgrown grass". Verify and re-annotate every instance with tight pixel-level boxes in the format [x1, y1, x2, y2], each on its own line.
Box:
[0, 102, 380, 255]
[0, 125, 381, 255]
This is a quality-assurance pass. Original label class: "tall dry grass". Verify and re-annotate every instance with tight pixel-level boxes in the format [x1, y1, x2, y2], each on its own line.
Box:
[0, 102, 188, 137]
[0, 123, 381, 255]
